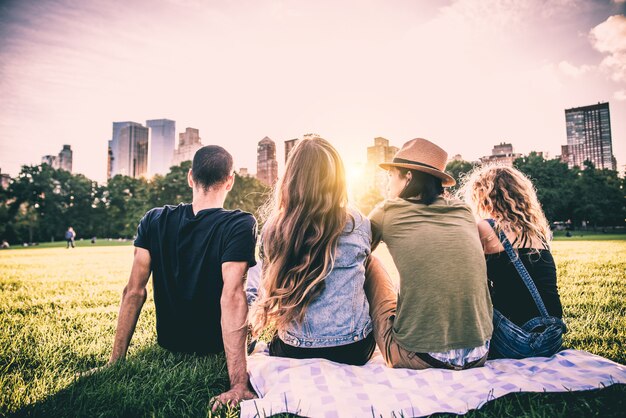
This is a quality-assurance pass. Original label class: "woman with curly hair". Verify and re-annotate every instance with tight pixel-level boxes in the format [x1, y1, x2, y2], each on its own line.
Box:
[459, 165, 566, 359]
[250, 137, 375, 365]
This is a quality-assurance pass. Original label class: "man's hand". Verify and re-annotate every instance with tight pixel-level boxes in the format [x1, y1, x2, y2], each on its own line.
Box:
[76, 365, 107, 379]
[210, 383, 256, 412]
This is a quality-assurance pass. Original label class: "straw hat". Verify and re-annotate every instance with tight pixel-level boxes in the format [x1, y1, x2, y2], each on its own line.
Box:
[379, 138, 456, 187]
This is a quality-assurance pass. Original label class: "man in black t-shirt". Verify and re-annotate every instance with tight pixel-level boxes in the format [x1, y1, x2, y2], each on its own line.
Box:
[107, 145, 258, 410]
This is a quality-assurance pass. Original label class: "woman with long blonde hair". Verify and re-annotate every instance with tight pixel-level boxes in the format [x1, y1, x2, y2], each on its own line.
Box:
[251, 137, 375, 365]
[460, 165, 565, 359]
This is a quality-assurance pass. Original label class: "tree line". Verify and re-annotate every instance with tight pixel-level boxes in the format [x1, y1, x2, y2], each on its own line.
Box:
[1, 154, 624, 244]
[356, 153, 624, 229]
[447, 153, 625, 228]
[0, 161, 270, 244]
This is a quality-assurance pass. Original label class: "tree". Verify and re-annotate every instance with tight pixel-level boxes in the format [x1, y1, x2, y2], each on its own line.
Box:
[445, 160, 475, 193]
[104, 175, 151, 238]
[148, 161, 193, 208]
[225, 173, 271, 221]
[571, 161, 624, 227]
[514, 153, 577, 223]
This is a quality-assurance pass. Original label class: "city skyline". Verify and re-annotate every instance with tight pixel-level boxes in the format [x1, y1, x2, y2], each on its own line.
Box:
[1, 1, 625, 182]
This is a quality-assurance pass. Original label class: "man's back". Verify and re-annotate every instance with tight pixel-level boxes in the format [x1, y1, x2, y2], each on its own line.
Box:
[134, 203, 257, 354]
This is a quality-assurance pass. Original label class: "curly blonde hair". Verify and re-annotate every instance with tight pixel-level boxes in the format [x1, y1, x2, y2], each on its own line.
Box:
[458, 165, 551, 249]
[250, 137, 351, 336]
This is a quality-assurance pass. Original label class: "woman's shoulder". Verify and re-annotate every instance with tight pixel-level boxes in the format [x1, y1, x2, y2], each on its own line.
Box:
[345, 206, 371, 235]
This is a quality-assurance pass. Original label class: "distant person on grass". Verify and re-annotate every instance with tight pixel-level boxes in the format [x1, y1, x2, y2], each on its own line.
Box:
[106, 145, 258, 410]
[65, 226, 76, 248]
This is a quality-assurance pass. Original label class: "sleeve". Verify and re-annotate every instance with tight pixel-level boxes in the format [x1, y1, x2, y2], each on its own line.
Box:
[133, 209, 154, 250]
[221, 214, 258, 268]
[368, 202, 385, 251]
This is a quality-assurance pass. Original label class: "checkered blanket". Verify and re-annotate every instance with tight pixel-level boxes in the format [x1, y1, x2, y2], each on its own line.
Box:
[240, 343, 626, 418]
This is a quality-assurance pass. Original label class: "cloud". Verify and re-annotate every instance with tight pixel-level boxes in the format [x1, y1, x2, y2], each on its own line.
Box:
[590, 14, 626, 82]
[558, 61, 595, 78]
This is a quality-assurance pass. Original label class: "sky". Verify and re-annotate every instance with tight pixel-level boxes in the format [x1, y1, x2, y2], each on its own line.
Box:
[1, 0, 625, 183]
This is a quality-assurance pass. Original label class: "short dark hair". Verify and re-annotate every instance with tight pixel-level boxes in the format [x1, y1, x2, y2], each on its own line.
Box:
[397, 168, 443, 205]
[191, 145, 233, 190]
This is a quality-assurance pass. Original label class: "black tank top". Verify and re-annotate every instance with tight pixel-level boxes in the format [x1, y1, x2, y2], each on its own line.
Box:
[486, 249, 563, 326]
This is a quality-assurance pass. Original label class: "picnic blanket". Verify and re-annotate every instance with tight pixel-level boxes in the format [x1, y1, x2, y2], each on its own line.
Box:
[240, 343, 626, 418]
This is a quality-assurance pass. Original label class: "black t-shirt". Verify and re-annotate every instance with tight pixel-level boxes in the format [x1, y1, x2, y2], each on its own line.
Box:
[486, 249, 563, 326]
[134, 203, 257, 355]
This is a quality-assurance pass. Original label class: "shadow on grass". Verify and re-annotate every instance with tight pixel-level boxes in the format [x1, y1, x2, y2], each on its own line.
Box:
[10, 344, 235, 418]
[431, 384, 626, 418]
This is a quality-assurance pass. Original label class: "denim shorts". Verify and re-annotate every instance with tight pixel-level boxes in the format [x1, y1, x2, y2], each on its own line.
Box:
[490, 309, 566, 359]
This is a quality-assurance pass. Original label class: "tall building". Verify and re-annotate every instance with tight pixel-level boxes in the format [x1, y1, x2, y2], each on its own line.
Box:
[367, 137, 399, 195]
[57, 145, 73, 172]
[172, 128, 203, 166]
[41, 145, 73, 172]
[41, 155, 57, 167]
[108, 122, 130, 178]
[108, 121, 149, 178]
[257, 137, 278, 186]
[563, 102, 616, 170]
[146, 119, 176, 176]
[479, 142, 521, 166]
[284, 138, 300, 163]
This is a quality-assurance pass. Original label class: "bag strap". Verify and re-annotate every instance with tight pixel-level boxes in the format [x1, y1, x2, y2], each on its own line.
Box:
[486, 219, 550, 318]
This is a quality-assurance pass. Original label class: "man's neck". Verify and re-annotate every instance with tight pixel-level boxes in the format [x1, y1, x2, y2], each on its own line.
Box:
[191, 190, 226, 215]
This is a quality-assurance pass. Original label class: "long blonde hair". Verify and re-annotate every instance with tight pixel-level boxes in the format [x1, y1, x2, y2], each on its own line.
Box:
[459, 165, 551, 249]
[251, 137, 350, 335]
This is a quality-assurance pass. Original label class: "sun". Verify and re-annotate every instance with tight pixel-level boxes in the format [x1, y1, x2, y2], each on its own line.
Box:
[345, 161, 366, 200]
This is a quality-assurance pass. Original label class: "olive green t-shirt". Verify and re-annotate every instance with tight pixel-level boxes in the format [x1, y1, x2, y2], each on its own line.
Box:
[369, 197, 493, 353]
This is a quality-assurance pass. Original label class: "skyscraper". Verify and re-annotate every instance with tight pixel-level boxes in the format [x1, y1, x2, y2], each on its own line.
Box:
[108, 121, 149, 178]
[284, 138, 300, 163]
[257, 137, 278, 186]
[172, 128, 203, 166]
[367, 137, 398, 194]
[563, 102, 616, 170]
[57, 145, 73, 172]
[146, 119, 176, 176]
[41, 145, 72, 172]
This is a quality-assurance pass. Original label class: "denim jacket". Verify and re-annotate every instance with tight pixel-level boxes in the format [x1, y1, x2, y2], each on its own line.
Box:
[254, 208, 373, 348]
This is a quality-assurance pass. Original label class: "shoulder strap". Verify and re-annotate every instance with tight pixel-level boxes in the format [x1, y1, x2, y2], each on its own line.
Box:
[486, 219, 550, 318]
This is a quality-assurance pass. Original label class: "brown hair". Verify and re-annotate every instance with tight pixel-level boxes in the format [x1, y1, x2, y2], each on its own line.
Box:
[251, 137, 351, 335]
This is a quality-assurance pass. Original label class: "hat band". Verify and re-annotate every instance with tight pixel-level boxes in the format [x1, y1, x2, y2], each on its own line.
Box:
[392, 157, 439, 171]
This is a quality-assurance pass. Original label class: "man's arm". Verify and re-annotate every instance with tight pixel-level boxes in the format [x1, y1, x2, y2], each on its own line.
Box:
[109, 247, 151, 364]
[368, 203, 384, 252]
[211, 261, 256, 411]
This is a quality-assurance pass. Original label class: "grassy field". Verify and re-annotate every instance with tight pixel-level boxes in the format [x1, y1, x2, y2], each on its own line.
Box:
[0, 239, 625, 417]
[6, 239, 133, 250]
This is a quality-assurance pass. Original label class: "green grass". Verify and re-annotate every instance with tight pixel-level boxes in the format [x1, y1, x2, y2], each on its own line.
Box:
[5, 239, 133, 250]
[0, 241, 625, 417]
[552, 233, 626, 241]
